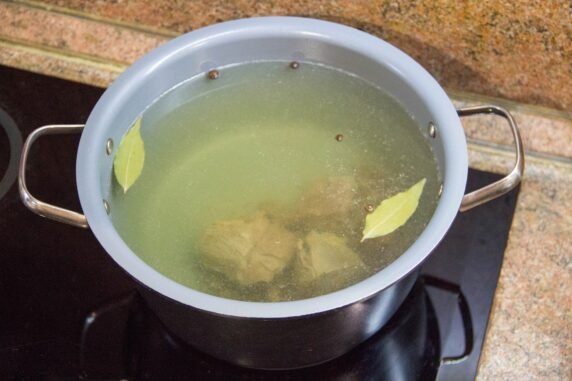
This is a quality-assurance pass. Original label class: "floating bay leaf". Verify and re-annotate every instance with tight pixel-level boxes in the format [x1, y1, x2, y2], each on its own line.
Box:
[361, 178, 426, 242]
[114, 117, 145, 193]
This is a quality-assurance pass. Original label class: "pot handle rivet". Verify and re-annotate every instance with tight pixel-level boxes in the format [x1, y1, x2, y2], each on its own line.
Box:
[457, 105, 525, 212]
[103, 199, 110, 215]
[428, 122, 437, 138]
[18, 124, 89, 228]
[105, 138, 114, 155]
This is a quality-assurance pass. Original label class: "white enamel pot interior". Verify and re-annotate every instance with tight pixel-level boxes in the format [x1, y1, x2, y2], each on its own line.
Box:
[75, 17, 468, 368]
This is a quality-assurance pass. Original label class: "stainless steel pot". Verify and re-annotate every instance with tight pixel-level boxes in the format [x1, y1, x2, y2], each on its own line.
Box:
[18, 17, 524, 369]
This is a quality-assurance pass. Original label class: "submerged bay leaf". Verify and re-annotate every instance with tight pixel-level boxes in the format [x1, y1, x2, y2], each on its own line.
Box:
[361, 178, 426, 242]
[114, 117, 145, 193]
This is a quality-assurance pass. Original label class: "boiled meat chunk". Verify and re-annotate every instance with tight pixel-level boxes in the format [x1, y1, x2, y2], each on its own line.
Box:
[295, 230, 363, 282]
[200, 213, 298, 285]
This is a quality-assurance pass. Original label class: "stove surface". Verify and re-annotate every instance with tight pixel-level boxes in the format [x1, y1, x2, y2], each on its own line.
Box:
[0, 66, 519, 381]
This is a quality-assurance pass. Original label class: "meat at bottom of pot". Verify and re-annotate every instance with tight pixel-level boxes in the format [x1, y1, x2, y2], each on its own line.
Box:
[295, 230, 362, 282]
[200, 212, 298, 286]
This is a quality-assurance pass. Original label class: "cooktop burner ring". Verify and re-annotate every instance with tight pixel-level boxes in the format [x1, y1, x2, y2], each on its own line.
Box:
[0, 106, 22, 200]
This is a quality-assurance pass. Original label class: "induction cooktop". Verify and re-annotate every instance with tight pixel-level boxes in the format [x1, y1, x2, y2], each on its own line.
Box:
[0, 65, 519, 381]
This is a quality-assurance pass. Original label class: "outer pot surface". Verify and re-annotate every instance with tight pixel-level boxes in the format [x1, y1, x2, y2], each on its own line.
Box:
[76, 17, 468, 368]
[141, 270, 419, 369]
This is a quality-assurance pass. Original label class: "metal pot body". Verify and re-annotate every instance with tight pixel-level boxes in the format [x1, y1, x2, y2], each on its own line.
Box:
[140, 269, 418, 369]
[18, 17, 523, 369]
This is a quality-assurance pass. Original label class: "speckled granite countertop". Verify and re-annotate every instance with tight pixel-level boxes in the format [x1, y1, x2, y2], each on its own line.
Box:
[1, 1, 570, 379]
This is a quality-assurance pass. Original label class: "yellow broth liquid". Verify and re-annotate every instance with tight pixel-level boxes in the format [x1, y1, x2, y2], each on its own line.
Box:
[109, 61, 441, 302]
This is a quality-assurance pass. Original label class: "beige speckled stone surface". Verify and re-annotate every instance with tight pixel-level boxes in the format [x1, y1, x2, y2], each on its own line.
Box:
[1, 1, 571, 379]
[466, 148, 572, 381]
[0, 39, 122, 87]
[7, 0, 572, 111]
[0, 1, 166, 65]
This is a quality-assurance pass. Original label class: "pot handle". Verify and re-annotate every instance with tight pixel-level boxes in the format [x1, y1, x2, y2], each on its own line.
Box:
[18, 124, 89, 229]
[457, 105, 524, 212]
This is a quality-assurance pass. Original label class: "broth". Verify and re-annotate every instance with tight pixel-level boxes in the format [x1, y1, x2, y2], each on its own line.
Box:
[109, 61, 441, 302]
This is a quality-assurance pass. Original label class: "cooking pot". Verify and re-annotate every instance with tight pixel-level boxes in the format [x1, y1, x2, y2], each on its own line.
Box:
[18, 17, 524, 369]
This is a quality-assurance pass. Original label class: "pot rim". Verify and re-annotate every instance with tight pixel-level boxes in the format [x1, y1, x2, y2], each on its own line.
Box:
[77, 16, 467, 318]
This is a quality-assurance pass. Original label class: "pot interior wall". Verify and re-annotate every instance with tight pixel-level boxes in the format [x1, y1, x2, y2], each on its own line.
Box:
[93, 35, 447, 200]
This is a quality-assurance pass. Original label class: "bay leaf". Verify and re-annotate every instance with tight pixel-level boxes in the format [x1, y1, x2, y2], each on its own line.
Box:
[114, 116, 145, 193]
[361, 178, 426, 242]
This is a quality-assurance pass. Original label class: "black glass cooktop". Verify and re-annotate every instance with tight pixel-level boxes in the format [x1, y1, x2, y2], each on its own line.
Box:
[0, 65, 519, 381]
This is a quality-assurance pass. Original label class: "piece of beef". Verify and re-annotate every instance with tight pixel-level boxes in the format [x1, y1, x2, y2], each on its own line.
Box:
[295, 230, 363, 282]
[200, 213, 298, 285]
